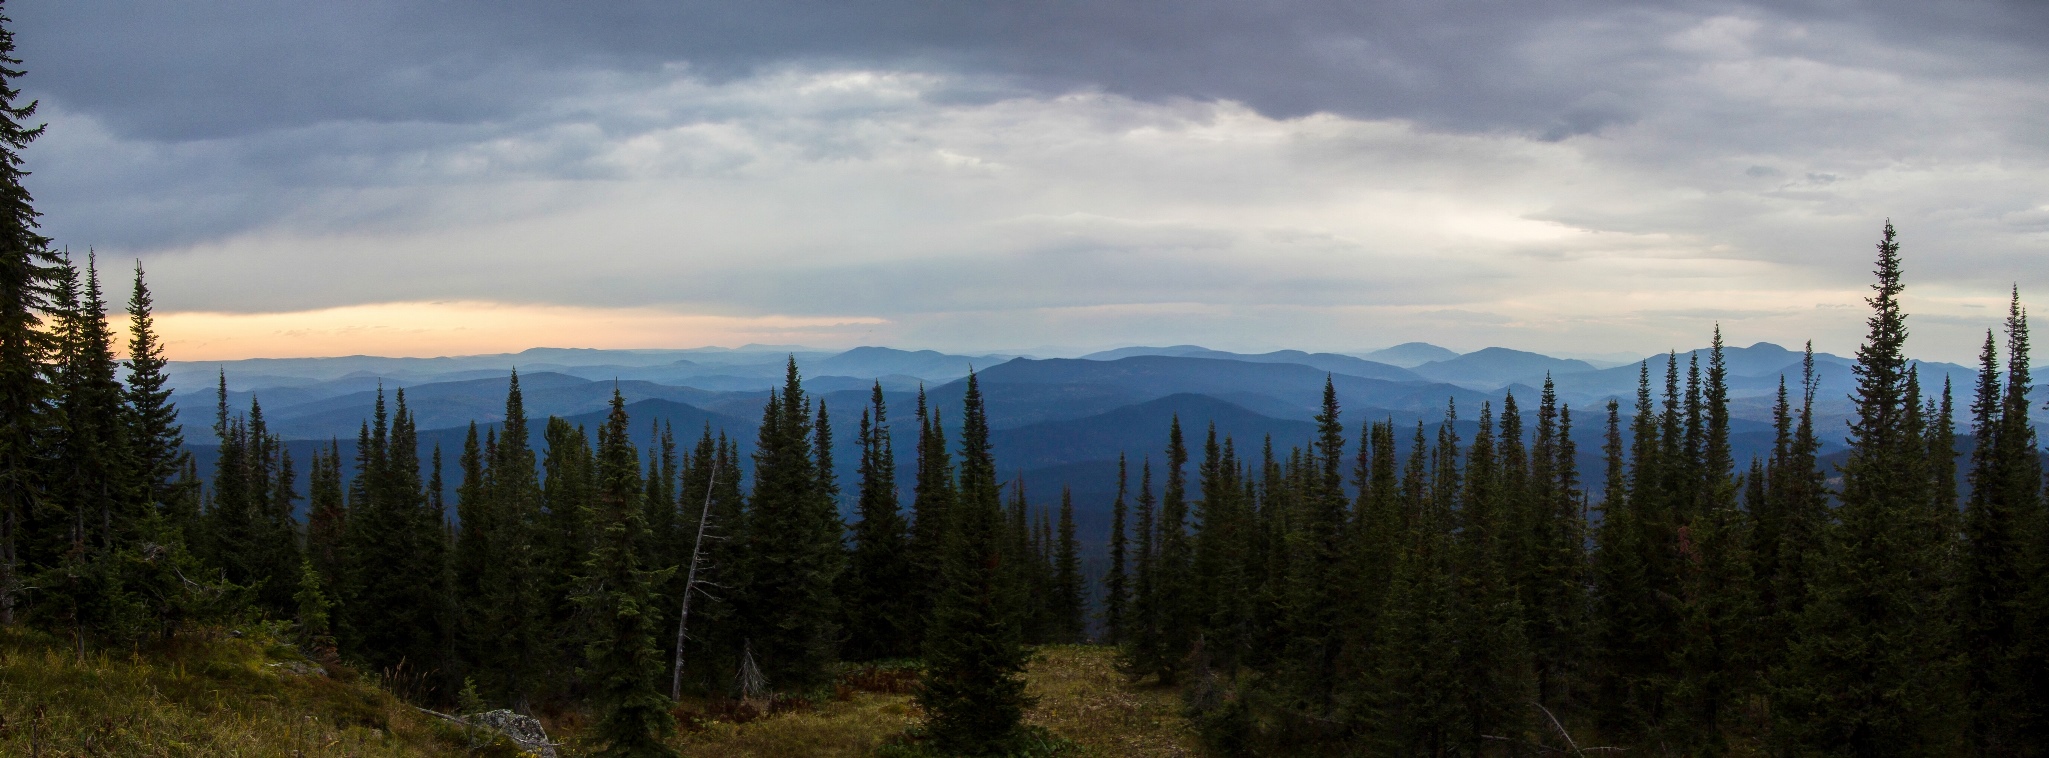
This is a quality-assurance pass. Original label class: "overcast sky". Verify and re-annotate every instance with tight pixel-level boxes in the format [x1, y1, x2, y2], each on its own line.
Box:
[13, 1, 2048, 361]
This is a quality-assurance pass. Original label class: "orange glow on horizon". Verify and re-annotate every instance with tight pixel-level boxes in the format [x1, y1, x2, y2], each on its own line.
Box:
[129, 301, 890, 361]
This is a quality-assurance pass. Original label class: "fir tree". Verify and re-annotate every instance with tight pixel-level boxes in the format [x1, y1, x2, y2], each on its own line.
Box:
[845, 383, 916, 660]
[741, 358, 842, 689]
[577, 390, 677, 758]
[122, 262, 188, 537]
[540, 415, 595, 682]
[0, 1, 55, 626]
[919, 371, 1033, 753]
[1781, 222, 1962, 753]
[305, 440, 345, 610]
[907, 386, 954, 652]
[1120, 459, 1165, 680]
[481, 371, 547, 706]
[1103, 454, 1129, 645]
[1150, 416, 1194, 684]
[1053, 487, 1084, 644]
[1972, 291, 2048, 752]
[1453, 401, 1536, 747]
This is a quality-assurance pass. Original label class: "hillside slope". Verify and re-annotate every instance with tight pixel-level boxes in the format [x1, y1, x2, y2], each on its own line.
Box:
[0, 626, 476, 756]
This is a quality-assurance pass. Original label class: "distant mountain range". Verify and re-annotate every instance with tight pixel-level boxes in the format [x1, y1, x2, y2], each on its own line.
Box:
[174, 342, 2023, 547]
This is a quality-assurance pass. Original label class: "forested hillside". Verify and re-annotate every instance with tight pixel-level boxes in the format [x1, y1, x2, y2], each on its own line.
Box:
[5, 3, 2049, 754]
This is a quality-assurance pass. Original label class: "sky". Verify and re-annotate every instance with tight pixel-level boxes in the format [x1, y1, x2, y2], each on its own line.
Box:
[12, 1, 2049, 362]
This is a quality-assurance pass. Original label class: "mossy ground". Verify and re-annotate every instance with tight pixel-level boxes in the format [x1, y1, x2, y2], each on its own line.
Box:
[668, 645, 1202, 757]
[0, 624, 467, 757]
[0, 631, 1197, 757]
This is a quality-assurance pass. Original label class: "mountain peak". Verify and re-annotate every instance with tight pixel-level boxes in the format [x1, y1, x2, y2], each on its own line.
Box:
[1361, 342, 1459, 368]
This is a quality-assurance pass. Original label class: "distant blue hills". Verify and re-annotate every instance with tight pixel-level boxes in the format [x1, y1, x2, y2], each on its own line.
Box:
[174, 343, 2015, 547]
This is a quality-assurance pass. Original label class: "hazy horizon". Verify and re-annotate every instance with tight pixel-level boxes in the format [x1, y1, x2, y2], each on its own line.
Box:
[19, 2, 2049, 364]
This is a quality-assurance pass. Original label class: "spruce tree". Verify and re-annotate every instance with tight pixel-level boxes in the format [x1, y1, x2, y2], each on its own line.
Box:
[845, 383, 916, 660]
[305, 440, 346, 611]
[1781, 223, 1962, 753]
[1452, 401, 1536, 747]
[1151, 416, 1194, 683]
[346, 388, 451, 685]
[577, 390, 677, 758]
[540, 415, 595, 681]
[906, 387, 955, 653]
[453, 422, 491, 683]
[0, 2, 54, 626]
[484, 371, 547, 706]
[1974, 291, 2049, 751]
[919, 371, 1033, 754]
[1120, 459, 1165, 680]
[1103, 454, 1129, 645]
[122, 263, 188, 536]
[1279, 379, 1347, 708]
[1366, 410, 1464, 753]
[1053, 487, 1084, 644]
[673, 426, 747, 696]
[740, 358, 841, 689]
[1671, 328, 1751, 749]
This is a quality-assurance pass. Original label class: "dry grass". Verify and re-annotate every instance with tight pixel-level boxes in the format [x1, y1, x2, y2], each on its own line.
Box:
[669, 691, 921, 757]
[0, 625, 465, 757]
[0, 629, 1201, 757]
[1024, 646, 1202, 758]
[670, 645, 1204, 757]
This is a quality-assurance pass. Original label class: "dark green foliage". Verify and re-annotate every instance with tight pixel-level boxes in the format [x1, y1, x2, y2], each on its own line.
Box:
[1963, 293, 2044, 754]
[122, 263, 189, 538]
[342, 388, 452, 689]
[1190, 426, 1253, 671]
[919, 371, 1034, 755]
[643, 421, 681, 647]
[1779, 223, 1962, 754]
[0, 2, 55, 627]
[577, 390, 677, 758]
[907, 387, 955, 654]
[482, 372, 548, 706]
[1102, 454, 1129, 645]
[1119, 459, 1165, 679]
[845, 383, 917, 661]
[540, 414, 595, 689]
[675, 428, 747, 696]
[1051, 487, 1084, 645]
[739, 358, 843, 690]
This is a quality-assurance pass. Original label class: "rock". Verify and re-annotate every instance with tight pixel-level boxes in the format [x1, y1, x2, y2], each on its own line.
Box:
[265, 660, 326, 677]
[464, 709, 558, 758]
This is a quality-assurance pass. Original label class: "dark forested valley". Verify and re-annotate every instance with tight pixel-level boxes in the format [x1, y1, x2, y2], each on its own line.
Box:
[11, 220, 2049, 756]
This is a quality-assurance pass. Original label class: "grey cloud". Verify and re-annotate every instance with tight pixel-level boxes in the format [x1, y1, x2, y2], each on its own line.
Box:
[19, 1, 2049, 141]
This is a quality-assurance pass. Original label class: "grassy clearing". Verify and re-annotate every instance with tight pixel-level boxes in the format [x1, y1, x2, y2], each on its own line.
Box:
[0, 625, 465, 757]
[0, 631, 1198, 757]
[671, 691, 921, 757]
[668, 645, 1203, 757]
[1022, 646, 1201, 757]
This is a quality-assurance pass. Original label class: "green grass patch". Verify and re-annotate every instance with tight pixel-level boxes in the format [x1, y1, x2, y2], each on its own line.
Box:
[0, 625, 464, 757]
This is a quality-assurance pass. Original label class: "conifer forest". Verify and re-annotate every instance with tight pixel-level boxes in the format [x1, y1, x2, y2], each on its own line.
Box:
[5, 5, 2049, 758]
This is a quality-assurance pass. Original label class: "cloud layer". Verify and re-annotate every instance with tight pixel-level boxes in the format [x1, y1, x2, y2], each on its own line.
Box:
[14, 1, 2048, 361]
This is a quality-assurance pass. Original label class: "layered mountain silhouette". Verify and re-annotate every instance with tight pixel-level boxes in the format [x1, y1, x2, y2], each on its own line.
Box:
[176, 341, 2012, 546]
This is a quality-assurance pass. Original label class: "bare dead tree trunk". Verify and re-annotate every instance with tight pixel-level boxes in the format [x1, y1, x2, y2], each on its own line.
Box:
[671, 457, 719, 700]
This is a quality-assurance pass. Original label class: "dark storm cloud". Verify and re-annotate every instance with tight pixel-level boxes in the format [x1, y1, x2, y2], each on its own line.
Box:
[10, 1, 2048, 361]
[20, 1, 2049, 141]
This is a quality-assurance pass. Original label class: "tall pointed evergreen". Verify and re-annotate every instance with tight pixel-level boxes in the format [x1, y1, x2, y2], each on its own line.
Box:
[122, 263, 187, 536]
[577, 390, 677, 758]
[1781, 222, 1961, 753]
[1103, 454, 1130, 645]
[741, 358, 842, 688]
[0, 1, 55, 626]
[845, 383, 915, 661]
[919, 371, 1033, 754]
[1053, 487, 1084, 644]
[907, 386, 955, 652]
